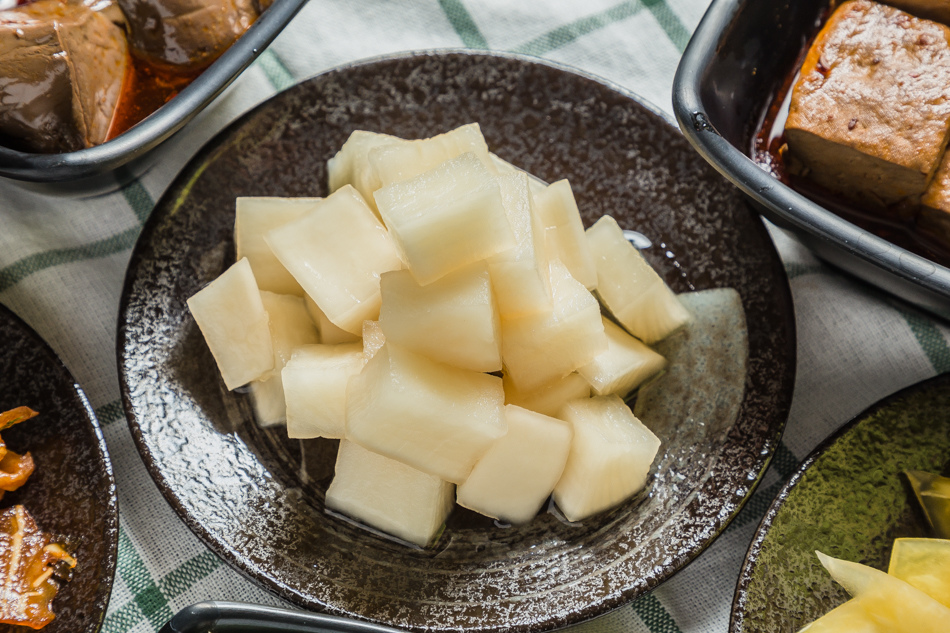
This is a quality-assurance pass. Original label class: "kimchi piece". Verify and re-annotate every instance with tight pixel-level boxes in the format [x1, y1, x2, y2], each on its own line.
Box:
[0, 505, 76, 628]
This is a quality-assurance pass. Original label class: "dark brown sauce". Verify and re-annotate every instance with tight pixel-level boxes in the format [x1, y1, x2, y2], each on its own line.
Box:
[105, 55, 206, 141]
[752, 1, 950, 268]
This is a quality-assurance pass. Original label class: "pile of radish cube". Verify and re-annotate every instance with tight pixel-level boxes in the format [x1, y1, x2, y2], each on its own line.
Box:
[187, 124, 691, 546]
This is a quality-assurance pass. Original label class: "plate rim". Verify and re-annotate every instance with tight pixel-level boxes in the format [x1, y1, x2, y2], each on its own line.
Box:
[730, 371, 950, 633]
[118, 48, 797, 632]
[0, 302, 119, 633]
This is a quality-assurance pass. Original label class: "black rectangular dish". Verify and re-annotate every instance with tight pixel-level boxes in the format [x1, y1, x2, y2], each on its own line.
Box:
[672, 0, 950, 320]
[0, 0, 306, 185]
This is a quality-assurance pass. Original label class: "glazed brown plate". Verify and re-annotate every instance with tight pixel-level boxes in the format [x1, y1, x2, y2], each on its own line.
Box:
[117, 51, 796, 633]
[0, 303, 118, 633]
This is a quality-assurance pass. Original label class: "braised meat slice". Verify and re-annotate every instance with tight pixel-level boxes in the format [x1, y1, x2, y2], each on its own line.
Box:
[785, 0, 950, 206]
[118, 0, 258, 68]
[0, 506, 76, 629]
[0, 0, 128, 153]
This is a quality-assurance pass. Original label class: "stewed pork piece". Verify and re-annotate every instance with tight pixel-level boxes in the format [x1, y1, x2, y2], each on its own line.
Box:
[0, 0, 128, 153]
[117, 0, 258, 68]
[785, 0, 950, 206]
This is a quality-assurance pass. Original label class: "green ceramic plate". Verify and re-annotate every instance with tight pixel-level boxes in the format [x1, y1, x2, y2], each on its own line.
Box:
[732, 373, 950, 633]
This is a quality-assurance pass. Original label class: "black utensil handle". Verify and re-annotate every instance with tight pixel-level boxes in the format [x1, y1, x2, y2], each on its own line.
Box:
[159, 601, 407, 633]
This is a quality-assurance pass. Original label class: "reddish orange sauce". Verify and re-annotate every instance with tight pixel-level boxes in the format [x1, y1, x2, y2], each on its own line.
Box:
[105, 55, 206, 141]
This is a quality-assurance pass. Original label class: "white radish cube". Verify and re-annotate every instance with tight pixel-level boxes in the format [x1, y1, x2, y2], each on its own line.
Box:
[534, 180, 598, 290]
[369, 123, 496, 188]
[503, 371, 590, 418]
[578, 317, 667, 398]
[487, 172, 552, 318]
[327, 130, 403, 217]
[586, 215, 690, 344]
[457, 404, 572, 524]
[326, 440, 454, 547]
[553, 395, 661, 522]
[346, 343, 507, 484]
[361, 320, 386, 363]
[374, 152, 516, 285]
[265, 185, 403, 336]
[187, 258, 274, 390]
[282, 343, 364, 439]
[501, 259, 607, 392]
[489, 153, 548, 196]
[249, 292, 320, 426]
[378, 264, 501, 372]
[234, 197, 321, 295]
[304, 295, 360, 345]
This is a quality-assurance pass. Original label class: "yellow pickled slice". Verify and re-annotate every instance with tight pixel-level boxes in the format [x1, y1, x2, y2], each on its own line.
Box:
[905, 470, 950, 538]
[888, 538, 950, 608]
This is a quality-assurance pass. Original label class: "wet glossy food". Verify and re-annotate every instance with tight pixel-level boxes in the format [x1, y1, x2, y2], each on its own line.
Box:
[0, 0, 263, 154]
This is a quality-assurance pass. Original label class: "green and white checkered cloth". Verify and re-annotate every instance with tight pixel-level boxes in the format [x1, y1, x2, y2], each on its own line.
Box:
[1, 1, 948, 631]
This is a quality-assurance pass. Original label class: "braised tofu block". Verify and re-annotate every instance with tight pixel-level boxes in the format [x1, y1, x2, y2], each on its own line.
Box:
[888, 0, 950, 24]
[0, 0, 128, 153]
[118, 0, 258, 67]
[785, 0, 950, 205]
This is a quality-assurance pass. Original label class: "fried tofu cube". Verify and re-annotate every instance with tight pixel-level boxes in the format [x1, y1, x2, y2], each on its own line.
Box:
[785, 0, 950, 205]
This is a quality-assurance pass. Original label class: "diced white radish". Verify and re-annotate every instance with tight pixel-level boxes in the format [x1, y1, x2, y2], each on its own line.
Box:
[534, 180, 598, 290]
[578, 317, 666, 398]
[503, 372, 591, 418]
[187, 258, 273, 390]
[501, 259, 607, 392]
[265, 185, 403, 335]
[346, 343, 506, 484]
[374, 152, 516, 285]
[282, 343, 363, 439]
[234, 197, 321, 295]
[378, 264, 501, 372]
[327, 130, 404, 217]
[489, 153, 548, 196]
[249, 292, 320, 426]
[487, 172, 552, 318]
[586, 215, 690, 344]
[326, 440, 455, 547]
[304, 295, 360, 345]
[553, 395, 660, 522]
[369, 123, 496, 188]
[456, 405, 572, 524]
[361, 320, 386, 363]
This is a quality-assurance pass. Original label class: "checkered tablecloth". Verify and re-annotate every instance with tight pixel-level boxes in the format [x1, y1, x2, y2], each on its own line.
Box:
[1, 1, 948, 632]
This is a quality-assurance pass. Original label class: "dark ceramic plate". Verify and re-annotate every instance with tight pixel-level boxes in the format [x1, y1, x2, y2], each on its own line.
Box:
[0, 0, 306, 185]
[732, 373, 950, 633]
[117, 51, 796, 633]
[0, 303, 118, 633]
[673, 0, 950, 320]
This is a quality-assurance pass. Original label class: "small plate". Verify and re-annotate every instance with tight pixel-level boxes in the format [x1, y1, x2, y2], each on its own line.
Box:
[117, 51, 796, 633]
[732, 373, 950, 633]
[0, 304, 118, 633]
